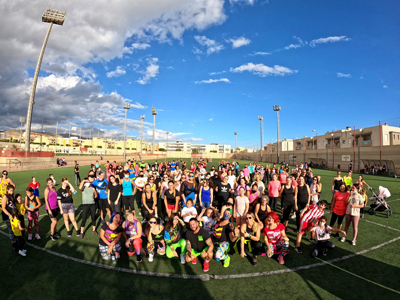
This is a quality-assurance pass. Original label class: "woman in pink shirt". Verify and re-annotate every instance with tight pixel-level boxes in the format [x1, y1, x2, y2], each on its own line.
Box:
[268, 173, 281, 212]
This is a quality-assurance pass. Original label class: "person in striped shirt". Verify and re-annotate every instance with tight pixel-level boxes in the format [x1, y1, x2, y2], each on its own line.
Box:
[294, 200, 328, 254]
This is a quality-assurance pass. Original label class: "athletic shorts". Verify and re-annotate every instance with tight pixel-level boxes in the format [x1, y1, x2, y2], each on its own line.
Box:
[99, 198, 110, 210]
[61, 203, 75, 214]
[189, 246, 209, 257]
[299, 221, 314, 235]
[167, 204, 176, 210]
[47, 208, 59, 219]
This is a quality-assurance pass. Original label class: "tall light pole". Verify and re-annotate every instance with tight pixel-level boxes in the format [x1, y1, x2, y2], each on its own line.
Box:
[140, 115, 145, 159]
[258, 116, 263, 161]
[152, 107, 157, 153]
[25, 9, 66, 152]
[234, 132, 237, 152]
[19, 117, 25, 151]
[273, 105, 281, 164]
[166, 131, 170, 161]
[123, 103, 131, 162]
[312, 130, 316, 150]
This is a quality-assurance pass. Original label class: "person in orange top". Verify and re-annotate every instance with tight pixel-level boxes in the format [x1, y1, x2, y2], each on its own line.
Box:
[279, 170, 288, 186]
[330, 182, 350, 238]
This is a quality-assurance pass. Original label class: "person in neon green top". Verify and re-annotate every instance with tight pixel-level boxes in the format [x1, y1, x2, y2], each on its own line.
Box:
[343, 171, 353, 189]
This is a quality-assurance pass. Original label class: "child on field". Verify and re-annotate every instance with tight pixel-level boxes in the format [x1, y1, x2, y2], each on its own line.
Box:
[28, 177, 41, 197]
[15, 194, 26, 229]
[310, 216, 346, 257]
[25, 187, 42, 240]
[10, 208, 27, 256]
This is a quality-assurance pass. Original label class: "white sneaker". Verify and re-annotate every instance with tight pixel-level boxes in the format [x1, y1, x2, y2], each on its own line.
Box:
[28, 234, 32, 241]
[149, 254, 154, 262]
[352, 240, 356, 246]
[35, 234, 41, 240]
[160, 219, 164, 225]
[22, 249, 27, 253]
[155, 214, 158, 218]
[18, 250, 26, 257]
[180, 253, 186, 264]
[340, 237, 345, 242]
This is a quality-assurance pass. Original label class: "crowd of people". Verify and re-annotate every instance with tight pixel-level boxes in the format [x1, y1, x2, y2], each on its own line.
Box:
[1, 158, 371, 272]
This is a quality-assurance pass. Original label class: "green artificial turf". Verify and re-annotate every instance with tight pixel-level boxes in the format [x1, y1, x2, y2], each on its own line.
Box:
[1, 157, 399, 299]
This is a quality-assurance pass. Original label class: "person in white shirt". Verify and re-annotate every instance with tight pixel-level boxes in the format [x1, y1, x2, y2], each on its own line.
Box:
[181, 199, 197, 224]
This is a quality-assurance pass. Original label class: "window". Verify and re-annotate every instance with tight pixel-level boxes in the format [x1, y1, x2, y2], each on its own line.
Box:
[385, 134, 388, 142]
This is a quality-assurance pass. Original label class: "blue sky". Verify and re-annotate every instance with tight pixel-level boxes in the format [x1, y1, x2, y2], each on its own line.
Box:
[1, 0, 399, 148]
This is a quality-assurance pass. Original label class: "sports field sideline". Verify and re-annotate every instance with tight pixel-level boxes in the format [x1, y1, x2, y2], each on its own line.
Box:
[1, 158, 400, 300]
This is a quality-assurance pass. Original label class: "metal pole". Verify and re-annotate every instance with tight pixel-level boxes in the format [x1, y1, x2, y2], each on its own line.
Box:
[25, 23, 53, 152]
[40, 118, 43, 151]
[353, 126, 356, 171]
[140, 117, 144, 159]
[55, 121, 58, 148]
[123, 108, 128, 162]
[333, 130, 335, 170]
[277, 110, 280, 163]
[20, 121, 22, 151]
[316, 133, 319, 158]
[258, 117, 263, 162]
[379, 121, 382, 160]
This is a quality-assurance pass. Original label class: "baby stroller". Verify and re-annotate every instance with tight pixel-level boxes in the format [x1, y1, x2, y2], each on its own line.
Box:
[368, 186, 392, 218]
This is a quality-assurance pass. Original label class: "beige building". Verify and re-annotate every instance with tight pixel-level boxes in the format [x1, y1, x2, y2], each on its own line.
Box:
[158, 141, 231, 153]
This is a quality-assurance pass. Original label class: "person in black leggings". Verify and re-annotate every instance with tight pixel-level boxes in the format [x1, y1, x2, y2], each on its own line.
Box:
[142, 184, 158, 222]
[79, 176, 98, 238]
[279, 176, 297, 233]
[295, 176, 310, 232]
[239, 212, 262, 266]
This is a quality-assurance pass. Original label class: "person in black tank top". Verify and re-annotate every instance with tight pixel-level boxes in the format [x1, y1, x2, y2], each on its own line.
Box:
[295, 177, 310, 231]
[279, 176, 297, 232]
[142, 184, 158, 221]
[331, 171, 343, 205]
[255, 195, 271, 229]
[239, 212, 262, 266]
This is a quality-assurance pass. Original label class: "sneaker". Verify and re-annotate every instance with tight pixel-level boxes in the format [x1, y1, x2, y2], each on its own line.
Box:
[250, 255, 258, 266]
[50, 235, 57, 241]
[165, 217, 169, 222]
[67, 231, 72, 238]
[28, 234, 32, 241]
[35, 234, 41, 240]
[223, 256, 231, 268]
[149, 254, 154, 262]
[22, 249, 27, 253]
[100, 220, 105, 225]
[142, 219, 147, 224]
[323, 249, 328, 256]
[309, 238, 317, 244]
[160, 219, 164, 225]
[192, 257, 197, 265]
[203, 260, 210, 272]
[340, 237, 345, 242]
[295, 247, 303, 254]
[137, 254, 143, 263]
[139, 211, 142, 216]
[92, 230, 98, 235]
[80, 233, 85, 239]
[361, 214, 364, 219]
[285, 227, 290, 233]
[290, 213, 296, 219]
[180, 254, 186, 265]
[54, 232, 61, 238]
[352, 240, 356, 246]
[278, 256, 285, 265]
[76, 231, 81, 237]
[18, 250, 26, 257]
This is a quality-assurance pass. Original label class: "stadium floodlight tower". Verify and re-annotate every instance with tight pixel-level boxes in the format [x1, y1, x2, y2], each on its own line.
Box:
[123, 103, 131, 162]
[258, 116, 263, 161]
[140, 115, 145, 159]
[25, 9, 66, 152]
[234, 132, 237, 152]
[273, 105, 281, 164]
[152, 107, 157, 153]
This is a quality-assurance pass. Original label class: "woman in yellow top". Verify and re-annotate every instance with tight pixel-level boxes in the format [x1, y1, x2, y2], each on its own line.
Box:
[343, 171, 353, 189]
[10, 208, 27, 256]
[0, 170, 15, 205]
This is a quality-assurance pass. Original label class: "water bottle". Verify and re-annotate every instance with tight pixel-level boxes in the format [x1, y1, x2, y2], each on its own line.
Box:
[73, 190, 77, 195]
[111, 254, 116, 264]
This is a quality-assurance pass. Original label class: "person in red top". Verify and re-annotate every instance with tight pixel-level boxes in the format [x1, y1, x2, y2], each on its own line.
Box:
[262, 212, 290, 265]
[294, 200, 328, 254]
[279, 170, 288, 186]
[268, 174, 281, 212]
[28, 177, 41, 197]
[329, 183, 350, 237]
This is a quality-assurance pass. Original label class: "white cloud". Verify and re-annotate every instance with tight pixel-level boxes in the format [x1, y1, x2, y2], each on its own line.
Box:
[249, 52, 271, 56]
[131, 43, 151, 50]
[106, 66, 126, 78]
[136, 58, 159, 84]
[230, 63, 297, 77]
[195, 78, 231, 84]
[310, 36, 351, 47]
[284, 43, 302, 50]
[337, 73, 352, 78]
[230, 0, 256, 5]
[194, 35, 224, 55]
[383, 85, 388, 88]
[209, 118, 214, 121]
[228, 37, 251, 48]
[209, 71, 226, 75]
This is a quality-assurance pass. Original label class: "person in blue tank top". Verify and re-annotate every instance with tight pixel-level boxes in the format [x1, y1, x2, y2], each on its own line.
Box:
[171, 161, 176, 172]
[121, 170, 135, 211]
[199, 179, 213, 208]
[92, 172, 110, 224]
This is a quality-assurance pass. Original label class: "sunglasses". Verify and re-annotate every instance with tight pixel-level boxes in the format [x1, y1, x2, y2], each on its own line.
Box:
[149, 179, 154, 181]
[149, 221, 157, 224]
[3, 173, 7, 175]
[164, 176, 168, 178]
[189, 175, 194, 177]
[246, 217, 252, 220]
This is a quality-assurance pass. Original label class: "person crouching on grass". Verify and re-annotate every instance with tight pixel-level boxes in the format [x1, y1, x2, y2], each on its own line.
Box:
[310, 216, 346, 257]
[294, 200, 328, 254]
